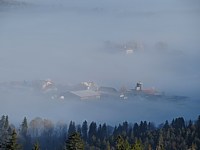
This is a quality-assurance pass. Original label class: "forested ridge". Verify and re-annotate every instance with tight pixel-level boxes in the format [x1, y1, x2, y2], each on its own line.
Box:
[0, 115, 200, 150]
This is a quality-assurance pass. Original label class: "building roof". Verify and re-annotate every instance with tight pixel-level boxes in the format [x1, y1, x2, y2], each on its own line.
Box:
[70, 90, 100, 99]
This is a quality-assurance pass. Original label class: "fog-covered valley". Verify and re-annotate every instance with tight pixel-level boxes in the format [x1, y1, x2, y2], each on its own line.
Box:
[0, 80, 199, 125]
[0, 0, 200, 125]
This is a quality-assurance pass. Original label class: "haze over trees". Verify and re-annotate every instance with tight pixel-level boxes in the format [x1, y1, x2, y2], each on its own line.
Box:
[0, 0, 200, 131]
[0, 115, 200, 150]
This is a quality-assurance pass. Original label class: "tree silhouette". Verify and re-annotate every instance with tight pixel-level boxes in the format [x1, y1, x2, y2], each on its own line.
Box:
[65, 132, 84, 150]
[6, 129, 21, 150]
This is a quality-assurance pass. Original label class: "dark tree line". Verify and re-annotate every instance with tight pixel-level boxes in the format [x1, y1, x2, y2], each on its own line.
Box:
[0, 115, 200, 150]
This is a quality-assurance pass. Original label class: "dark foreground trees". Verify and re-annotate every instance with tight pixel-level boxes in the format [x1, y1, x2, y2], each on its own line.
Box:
[65, 132, 84, 150]
[0, 115, 200, 150]
[5, 129, 21, 150]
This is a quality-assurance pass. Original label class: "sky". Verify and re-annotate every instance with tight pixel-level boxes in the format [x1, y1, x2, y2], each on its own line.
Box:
[0, 0, 200, 124]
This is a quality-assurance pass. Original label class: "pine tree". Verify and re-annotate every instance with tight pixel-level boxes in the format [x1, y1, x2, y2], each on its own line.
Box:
[115, 135, 124, 150]
[81, 120, 88, 142]
[156, 130, 164, 150]
[68, 121, 76, 136]
[0, 115, 7, 148]
[101, 123, 107, 140]
[65, 132, 84, 150]
[20, 117, 31, 150]
[77, 125, 82, 136]
[0, 115, 6, 129]
[97, 124, 102, 140]
[122, 121, 128, 137]
[88, 122, 97, 145]
[21, 117, 28, 136]
[4, 116, 9, 130]
[115, 135, 130, 150]
[6, 129, 21, 150]
[132, 140, 143, 150]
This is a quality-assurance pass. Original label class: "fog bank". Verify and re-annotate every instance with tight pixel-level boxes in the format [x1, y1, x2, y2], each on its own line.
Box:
[0, 0, 200, 124]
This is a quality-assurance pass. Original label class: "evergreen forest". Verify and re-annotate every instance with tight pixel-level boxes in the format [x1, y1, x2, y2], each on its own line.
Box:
[0, 115, 200, 150]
